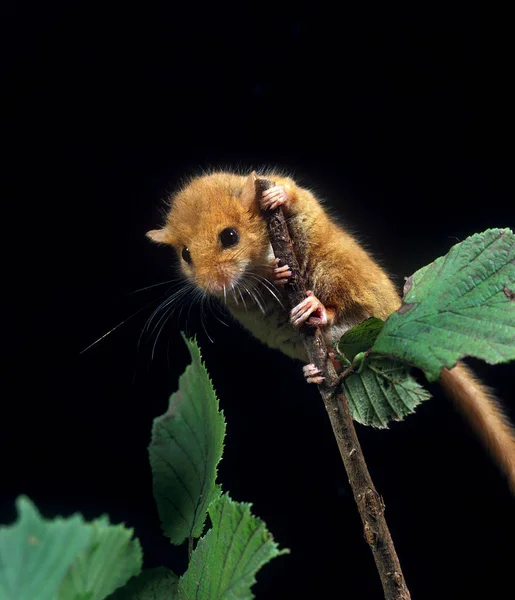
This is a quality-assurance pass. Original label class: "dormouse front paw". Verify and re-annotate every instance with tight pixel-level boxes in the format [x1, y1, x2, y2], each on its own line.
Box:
[270, 257, 292, 286]
[260, 185, 290, 211]
[290, 291, 328, 327]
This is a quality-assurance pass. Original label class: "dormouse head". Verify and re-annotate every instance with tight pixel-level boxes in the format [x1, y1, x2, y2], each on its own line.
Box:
[146, 171, 270, 295]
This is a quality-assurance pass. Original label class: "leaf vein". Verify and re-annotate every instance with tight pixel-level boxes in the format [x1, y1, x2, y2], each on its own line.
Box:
[153, 450, 197, 514]
[224, 523, 265, 595]
[359, 369, 386, 427]
[162, 427, 204, 489]
[215, 502, 247, 598]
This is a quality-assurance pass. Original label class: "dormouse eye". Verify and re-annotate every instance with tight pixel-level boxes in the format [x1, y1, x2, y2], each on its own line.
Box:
[219, 227, 240, 249]
[182, 247, 192, 264]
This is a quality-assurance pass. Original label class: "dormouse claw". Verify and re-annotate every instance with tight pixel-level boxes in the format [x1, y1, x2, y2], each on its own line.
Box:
[270, 257, 292, 286]
[303, 363, 324, 384]
[260, 185, 290, 211]
[290, 290, 328, 327]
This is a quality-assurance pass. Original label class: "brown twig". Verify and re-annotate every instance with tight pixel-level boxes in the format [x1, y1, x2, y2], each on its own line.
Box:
[256, 176, 411, 600]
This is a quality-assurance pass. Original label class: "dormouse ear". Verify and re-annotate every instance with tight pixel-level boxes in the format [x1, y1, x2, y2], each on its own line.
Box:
[240, 171, 258, 212]
[146, 229, 170, 244]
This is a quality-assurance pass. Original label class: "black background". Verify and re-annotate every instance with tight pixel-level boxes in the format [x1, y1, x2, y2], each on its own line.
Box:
[2, 2, 515, 599]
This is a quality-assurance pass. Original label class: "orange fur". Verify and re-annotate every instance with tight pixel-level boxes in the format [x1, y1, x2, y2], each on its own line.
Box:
[147, 172, 270, 295]
[440, 363, 515, 493]
[148, 170, 515, 492]
[270, 174, 401, 324]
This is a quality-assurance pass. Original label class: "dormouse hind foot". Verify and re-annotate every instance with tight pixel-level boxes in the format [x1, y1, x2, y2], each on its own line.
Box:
[260, 185, 290, 211]
[270, 257, 292, 286]
[290, 291, 328, 327]
[302, 353, 342, 385]
[303, 363, 324, 384]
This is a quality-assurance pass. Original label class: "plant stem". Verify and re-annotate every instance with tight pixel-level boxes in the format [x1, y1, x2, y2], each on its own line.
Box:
[188, 535, 193, 561]
[256, 176, 411, 600]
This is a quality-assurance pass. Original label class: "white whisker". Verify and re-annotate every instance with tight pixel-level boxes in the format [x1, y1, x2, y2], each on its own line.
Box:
[208, 295, 229, 327]
[245, 278, 267, 310]
[140, 283, 194, 357]
[240, 280, 265, 314]
[236, 284, 248, 311]
[245, 272, 285, 309]
[129, 279, 180, 295]
[200, 295, 215, 343]
[144, 285, 190, 333]
[80, 293, 169, 355]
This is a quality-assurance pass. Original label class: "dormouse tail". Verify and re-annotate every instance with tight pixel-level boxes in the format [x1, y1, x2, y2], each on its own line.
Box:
[440, 362, 515, 494]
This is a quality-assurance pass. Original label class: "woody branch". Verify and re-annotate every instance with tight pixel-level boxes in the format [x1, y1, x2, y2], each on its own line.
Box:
[256, 176, 411, 600]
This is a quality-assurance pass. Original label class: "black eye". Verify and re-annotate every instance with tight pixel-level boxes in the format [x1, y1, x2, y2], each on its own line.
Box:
[182, 247, 192, 264]
[219, 227, 240, 249]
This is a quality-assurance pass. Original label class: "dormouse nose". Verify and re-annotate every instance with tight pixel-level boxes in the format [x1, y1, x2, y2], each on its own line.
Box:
[195, 264, 232, 295]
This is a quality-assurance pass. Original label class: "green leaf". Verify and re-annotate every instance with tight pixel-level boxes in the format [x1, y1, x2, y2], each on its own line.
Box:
[149, 335, 226, 545]
[178, 493, 288, 600]
[344, 358, 432, 428]
[335, 317, 384, 362]
[108, 567, 179, 600]
[57, 516, 143, 600]
[372, 228, 515, 381]
[0, 496, 91, 600]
